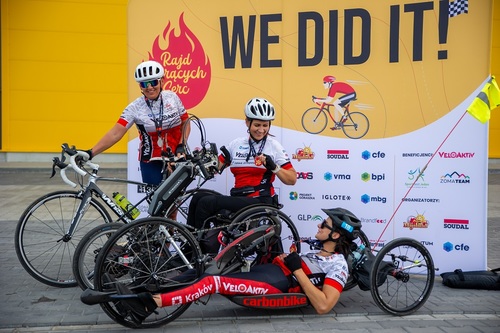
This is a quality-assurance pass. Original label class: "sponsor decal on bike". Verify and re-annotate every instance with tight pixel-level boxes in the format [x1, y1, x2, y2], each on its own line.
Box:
[444, 218, 469, 230]
[242, 294, 308, 308]
[222, 282, 268, 294]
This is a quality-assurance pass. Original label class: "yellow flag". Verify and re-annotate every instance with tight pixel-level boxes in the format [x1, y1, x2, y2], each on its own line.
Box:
[467, 76, 500, 123]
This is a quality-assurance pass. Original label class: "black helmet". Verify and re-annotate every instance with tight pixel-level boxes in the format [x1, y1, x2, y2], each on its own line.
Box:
[321, 208, 362, 241]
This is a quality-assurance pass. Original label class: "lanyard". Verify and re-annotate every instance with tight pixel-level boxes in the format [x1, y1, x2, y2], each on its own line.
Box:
[145, 95, 165, 148]
[246, 136, 267, 162]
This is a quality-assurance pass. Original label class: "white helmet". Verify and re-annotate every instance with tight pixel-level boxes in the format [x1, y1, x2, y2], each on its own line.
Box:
[134, 61, 164, 82]
[244, 98, 275, 121]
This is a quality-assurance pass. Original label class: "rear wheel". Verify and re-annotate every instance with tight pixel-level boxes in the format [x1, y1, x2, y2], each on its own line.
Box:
[93, 217, 203, 328]
[370, 238, 435, 315]
[342, 111, 369, 139]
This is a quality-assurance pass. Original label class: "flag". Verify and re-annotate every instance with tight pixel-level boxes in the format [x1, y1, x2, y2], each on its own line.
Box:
[449, 0, 469, 18]
[467, 76, 500, 123]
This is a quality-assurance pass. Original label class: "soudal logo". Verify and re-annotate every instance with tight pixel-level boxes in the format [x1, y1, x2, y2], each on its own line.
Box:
[444, 219, 469, 230]
[361, 150, 386, 160]
[361, 172, 385, 182]
[361, 194, 387, 204]
[360, 217, 387, 224]
[327, 149, 349, 159]
[438, 152, 475, 158]
[443, 242, 470, 252]
[297, 172, 313, 180]
[324, 172, 351, 181]
[292, 145, 315, 161]
[241, 295, 308, 308]
[403, 213, 429, 230]
[440, 171, 471, 184]
[321, 194, 351, 201]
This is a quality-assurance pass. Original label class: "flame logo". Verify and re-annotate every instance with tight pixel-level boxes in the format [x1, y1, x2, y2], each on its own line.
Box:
[149, 13, 211, 109]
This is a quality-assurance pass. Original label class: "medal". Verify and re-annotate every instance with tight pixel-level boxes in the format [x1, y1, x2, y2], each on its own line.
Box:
[157, 137, 163, 148]
[254, 156, 262, 166]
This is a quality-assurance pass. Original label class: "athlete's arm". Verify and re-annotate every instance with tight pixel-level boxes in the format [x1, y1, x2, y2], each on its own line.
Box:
[292, 269, 340, 314]
[275, 165, 297, 185]
[91, 123, 128, 156]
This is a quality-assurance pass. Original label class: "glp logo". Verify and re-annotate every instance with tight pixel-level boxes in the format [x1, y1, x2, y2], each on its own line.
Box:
[443, 242, 470, 252]
[361, 150, 386, 160]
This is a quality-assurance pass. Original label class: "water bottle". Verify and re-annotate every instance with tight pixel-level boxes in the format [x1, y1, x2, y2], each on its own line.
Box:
[113, 192, 140, 220]
[353, 244, 366, 263]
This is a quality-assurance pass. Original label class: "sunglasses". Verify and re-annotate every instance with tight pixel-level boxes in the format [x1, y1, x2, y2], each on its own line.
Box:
[320, 220, 334, 231]
[139, 79, 161, 89]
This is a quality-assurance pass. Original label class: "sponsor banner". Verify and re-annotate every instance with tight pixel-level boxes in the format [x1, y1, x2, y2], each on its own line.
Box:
[127, 0, 490, 272]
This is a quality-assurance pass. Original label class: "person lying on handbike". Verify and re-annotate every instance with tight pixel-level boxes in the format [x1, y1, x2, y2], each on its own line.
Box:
[83, 207, 361, 323]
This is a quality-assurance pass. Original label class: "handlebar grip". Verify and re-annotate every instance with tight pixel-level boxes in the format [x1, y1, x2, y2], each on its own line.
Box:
[69, 154, 87, 176]
[198, 163, 211, 180]
[60, 166, 77, 188]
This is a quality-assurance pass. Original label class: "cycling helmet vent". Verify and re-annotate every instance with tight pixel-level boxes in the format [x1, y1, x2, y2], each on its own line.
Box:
[244, 98, 275, 121]
[134, 60, 165, 82]
[321, 207, 362, 241]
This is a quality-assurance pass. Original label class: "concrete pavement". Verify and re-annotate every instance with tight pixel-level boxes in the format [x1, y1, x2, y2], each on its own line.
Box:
[0, 162, 499, 332]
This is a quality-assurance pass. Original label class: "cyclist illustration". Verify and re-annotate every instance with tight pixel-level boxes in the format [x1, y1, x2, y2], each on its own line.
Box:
[303, 75, 369, 139]
[312, 75, 357, 126]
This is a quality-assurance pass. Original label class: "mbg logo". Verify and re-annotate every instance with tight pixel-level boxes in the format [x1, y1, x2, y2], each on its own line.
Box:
[361, 194, 387, 204]
[361, 172, 385, 182]
[443, 242, 470, 252]
[324, 172, 351, 181]
[327, 149, 349, 159]
[289, 192, 298, 200]
[361, 150, 386, 160]
[297, 172, 313, 180]
[297, 214, 323, 221]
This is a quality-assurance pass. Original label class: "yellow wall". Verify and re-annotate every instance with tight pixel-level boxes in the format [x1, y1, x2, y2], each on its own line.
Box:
[1, 0, 129, 153]
[1, 0, 500, 156]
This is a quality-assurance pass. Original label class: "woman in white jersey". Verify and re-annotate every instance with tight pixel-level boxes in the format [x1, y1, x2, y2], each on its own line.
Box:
[84, 208, 362, 323]
[83, 60, 190, 185]
[186, 97, 296, 252]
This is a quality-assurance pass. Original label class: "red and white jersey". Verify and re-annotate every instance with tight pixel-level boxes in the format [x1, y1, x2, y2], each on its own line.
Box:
[221, 136, 293, 197]
[117, 90, 188, 161]
[299, 252, 349, 291]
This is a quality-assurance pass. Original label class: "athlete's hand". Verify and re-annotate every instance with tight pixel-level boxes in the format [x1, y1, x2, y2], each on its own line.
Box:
[284, 252, 302, 273]
[263, 154, 277, 171]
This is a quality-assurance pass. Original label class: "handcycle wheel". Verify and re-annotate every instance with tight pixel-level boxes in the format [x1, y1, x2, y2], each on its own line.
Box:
[72, 223, 124, 290]
[370, 238, 435, 316]
[15, 190, 112, 288]
[343, 230, 370, 291]
[301, 107, 328, 134]
[225, 205, 301, 264]
[342, 111, 369, 139]
[93, 217, 203, 329]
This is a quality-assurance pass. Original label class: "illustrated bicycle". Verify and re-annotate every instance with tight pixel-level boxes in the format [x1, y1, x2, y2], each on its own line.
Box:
[81, 217, 435, 328]
[301, 99, 370, 139]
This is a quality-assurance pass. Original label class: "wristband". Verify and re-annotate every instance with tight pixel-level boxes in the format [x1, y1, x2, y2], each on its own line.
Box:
[272, 165, 281, 174]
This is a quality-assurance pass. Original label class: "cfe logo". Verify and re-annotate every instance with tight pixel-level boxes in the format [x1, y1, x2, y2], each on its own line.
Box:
[443, 242, 470, 252]
[361, 150, 386, 160]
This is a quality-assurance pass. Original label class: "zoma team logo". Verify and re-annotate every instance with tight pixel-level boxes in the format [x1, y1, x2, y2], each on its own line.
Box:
[148, 13, 211, 109]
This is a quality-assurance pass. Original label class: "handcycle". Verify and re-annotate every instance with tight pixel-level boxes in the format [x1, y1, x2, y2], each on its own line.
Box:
[301, 99, 370, 139]
[80, 215, 435, 329]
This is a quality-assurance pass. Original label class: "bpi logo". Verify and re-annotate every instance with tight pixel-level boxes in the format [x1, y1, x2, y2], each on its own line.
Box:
[361, 150, 386, 160]
[361, 172, 385, 182]
[443, 242, 470, 252]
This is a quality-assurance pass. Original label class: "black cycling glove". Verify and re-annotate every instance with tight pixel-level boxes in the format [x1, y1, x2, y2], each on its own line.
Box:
[84, 149, 93, 160]
[263, 154, 277, 171]
[175, 144, 186, 155]
[284, 252, 302, 273]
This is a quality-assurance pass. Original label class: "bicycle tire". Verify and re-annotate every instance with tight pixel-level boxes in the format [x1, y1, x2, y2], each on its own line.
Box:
[342, 111, 369, 139]
[370, 238, 435, 316]
[301, 107, 328, 134]
[73, 222, 124, 290]
[343, 230, 370, 291]
[15, 190, 112, 288]
[93, 217, 203, 328]
[226, 205, 301, 264]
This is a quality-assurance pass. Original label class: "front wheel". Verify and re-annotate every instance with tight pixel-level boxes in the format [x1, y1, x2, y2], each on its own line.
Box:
[73, 223, 124, 290]
[302, 107, 328, 134]
[93, 217, 203, 328]
[342, 111, 369, 139]
[15, 190, 112, 288]
[370, 238, 435, 316]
